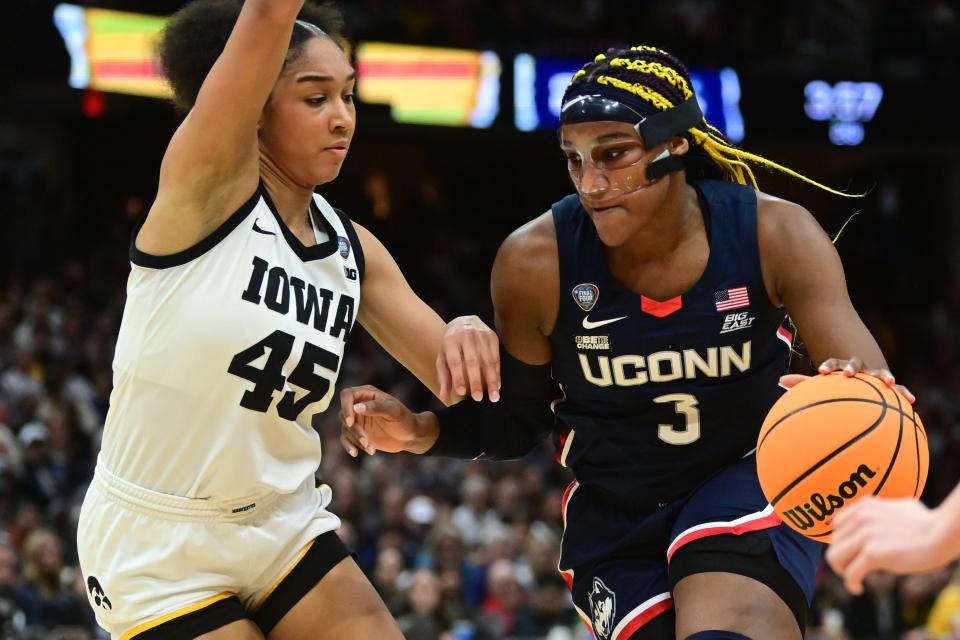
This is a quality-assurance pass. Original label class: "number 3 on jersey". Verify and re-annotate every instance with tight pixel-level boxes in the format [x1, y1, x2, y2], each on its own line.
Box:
[654, 393, 701, 445]
[228, 330, 339, 421]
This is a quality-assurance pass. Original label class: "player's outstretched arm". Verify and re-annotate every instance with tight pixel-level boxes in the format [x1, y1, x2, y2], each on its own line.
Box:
[758, 194, 911, 400]
[338, 212, 561, 461]
[143, 0, 305, 255]
[350, 223, 500, 406]
[338, 385, 437, 457]
[825, 483, 960, 594]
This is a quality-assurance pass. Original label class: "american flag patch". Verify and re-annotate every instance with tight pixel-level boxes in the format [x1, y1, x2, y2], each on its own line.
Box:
[715, 286, 749, 311]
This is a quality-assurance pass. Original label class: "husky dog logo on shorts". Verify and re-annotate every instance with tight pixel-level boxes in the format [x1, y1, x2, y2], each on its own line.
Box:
[589, 577, 616, 639]
[572, 283, 600, 312]
[337, 236, 350, 259]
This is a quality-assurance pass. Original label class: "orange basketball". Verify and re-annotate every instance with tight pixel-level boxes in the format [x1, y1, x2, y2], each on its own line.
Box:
[756, 372, 928, 541]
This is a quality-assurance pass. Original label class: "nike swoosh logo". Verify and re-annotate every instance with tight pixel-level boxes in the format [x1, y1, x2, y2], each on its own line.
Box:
[252, 219, 275, 236]
[582, 315, 627, 330]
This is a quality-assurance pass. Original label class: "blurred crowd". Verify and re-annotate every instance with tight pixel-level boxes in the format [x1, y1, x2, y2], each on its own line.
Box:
[21, 0, 953, 77]
[339, 0, 959, 76]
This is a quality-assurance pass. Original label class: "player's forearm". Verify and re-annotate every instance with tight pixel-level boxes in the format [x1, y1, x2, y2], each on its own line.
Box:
[418, 400, 550, 460]
[405, 411, 441, 454]
[411, 351, 557, 460]
[247, 0, 305, 23]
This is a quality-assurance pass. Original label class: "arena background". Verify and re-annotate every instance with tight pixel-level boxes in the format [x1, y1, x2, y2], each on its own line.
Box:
[2, 1, 960, 638]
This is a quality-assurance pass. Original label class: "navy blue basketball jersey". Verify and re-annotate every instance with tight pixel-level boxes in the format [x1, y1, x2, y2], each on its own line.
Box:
[549, 179, 792, 510]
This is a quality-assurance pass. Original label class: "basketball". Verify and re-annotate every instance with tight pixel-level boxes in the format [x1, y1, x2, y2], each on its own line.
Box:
[757, 372, 928, 541]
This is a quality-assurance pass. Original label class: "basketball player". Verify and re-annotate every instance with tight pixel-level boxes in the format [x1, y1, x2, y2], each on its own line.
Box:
[75, 2, 499, 639]
[825, 485, 960, 595]
[339, 46, 907, 640]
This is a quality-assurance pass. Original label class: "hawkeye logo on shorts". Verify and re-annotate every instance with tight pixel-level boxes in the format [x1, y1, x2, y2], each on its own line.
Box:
[720, 311, 755, 334]
[572, 283, 599, 312]
[589, 577, 616, 640]
[87, 576, 112, 610]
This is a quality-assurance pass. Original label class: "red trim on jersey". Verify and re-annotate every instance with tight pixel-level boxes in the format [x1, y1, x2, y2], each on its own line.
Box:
[575, 608, 594, 637]
[555, 426, 572, 465]
[776, 325, 794, 347]
[558, 480, 579, 591]
[641, 295, 682, 318]
[667, 510, 782, 563]
[615, 598, 674, 640]
[560, 480, 577, 523]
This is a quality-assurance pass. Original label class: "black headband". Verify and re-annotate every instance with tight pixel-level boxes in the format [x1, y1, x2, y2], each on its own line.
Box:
[560, 82, 704, 148]
[295, 20, 327, 37]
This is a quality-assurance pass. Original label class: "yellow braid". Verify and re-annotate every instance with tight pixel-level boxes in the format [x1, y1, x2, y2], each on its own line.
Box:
[609, 58, 694, 99]
[595, 76, 675, 112]
[629, 45, 671, 56]
[703, 121, 727, 140]
[831, 210, 861, 244]
[691, 128, 861, 198]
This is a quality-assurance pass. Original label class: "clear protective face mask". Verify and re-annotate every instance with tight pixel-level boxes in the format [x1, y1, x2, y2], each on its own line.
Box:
[559, 94, 670, 204]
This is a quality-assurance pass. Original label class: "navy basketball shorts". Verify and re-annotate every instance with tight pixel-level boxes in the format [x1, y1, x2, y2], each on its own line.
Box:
[558, 455, 823, 640]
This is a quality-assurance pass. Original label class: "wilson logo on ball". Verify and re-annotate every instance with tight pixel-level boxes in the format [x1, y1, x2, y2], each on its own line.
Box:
[779, 463, 876, 532]
[757, 372, 928, 542]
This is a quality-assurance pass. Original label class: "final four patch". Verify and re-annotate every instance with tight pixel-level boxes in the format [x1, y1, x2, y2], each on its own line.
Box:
[572, 283, 599, 312]
[337, 236, 350, 259]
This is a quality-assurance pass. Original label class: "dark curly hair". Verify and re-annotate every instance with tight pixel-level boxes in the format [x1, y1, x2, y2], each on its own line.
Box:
[158, 0, 347, 113]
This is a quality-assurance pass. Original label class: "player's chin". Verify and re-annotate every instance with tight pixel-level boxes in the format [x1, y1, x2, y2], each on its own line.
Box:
[590, 211, 632, 246]
[310, 159, 346, 185]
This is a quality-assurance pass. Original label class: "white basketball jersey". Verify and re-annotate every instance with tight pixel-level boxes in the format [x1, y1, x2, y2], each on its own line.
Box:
[99, 186, 363, 500]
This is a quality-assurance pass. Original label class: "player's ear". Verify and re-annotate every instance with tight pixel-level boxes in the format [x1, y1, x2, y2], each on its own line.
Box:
[668, 136, 690, 156]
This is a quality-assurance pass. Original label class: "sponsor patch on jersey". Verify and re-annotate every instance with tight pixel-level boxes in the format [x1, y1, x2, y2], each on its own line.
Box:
[589, 577, 616, 640]
[337, 236, 350, 259]
[572, 283, 599, 311]
[576, 335, 610, 350]
[720, 311, 755, 334]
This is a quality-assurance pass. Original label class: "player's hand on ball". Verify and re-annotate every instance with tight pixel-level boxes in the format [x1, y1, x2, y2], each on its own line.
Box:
[826, 497, 950, 595]
[339, 385, 422, 457]
[779, 356, 914, 404]
[437, 315, 500, 403]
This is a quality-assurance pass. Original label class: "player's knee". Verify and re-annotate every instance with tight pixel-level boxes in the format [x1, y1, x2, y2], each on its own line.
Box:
[683, 632, 752, 640]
